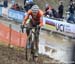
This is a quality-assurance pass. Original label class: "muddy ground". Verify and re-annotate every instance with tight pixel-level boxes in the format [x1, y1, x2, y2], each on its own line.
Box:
[0, 44, 63, 64]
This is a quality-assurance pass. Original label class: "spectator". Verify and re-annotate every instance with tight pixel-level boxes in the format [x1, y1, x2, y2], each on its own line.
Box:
[3, 0, 8, 8]
[67, 2, 75, 24]
[58, 1, 64, 19]
[24, 0, 26, 6]
[24, 1, 30, 12]
[11, 3, 20, 11]
[24, 1, 34, 12]
[24, 0, 33, 6]
[44, 3, 53, 17]
[69, 2, 75, 14]
[51, 8, 58, 18]
[11, 3, 16, 9]
[67, 13, 75, 24]
[19, 6, 24, 12]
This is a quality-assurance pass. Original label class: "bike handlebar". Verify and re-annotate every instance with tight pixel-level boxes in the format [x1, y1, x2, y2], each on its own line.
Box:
[21, 25, 39, 33]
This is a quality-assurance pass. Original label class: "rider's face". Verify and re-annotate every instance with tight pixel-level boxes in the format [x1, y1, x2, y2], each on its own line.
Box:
[33, 13, 37, 16]
[32, 11, 38, 16]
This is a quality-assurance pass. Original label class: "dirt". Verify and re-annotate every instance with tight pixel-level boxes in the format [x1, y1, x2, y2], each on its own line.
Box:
[0, 44, 63, 64]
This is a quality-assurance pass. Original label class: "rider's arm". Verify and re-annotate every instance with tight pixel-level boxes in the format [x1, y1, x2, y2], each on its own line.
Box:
[39, 17, 43, 27]
[22, 10, 32, 25]
[39, 10, 44, 27]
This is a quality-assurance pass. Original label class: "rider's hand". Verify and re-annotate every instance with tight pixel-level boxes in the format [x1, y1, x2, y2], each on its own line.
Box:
[21, 24, 25, 29]
[20, 25, 25, 33]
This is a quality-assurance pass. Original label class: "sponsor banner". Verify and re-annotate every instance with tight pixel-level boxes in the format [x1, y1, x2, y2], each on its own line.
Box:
[0, 23, 27, 47]
[8, 9, 25, 23]
[43, 17, 75, 33]
[0, 7, 2, 16]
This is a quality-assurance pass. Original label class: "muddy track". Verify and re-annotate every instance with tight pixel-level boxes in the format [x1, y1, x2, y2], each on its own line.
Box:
[0, 44, 62, 64]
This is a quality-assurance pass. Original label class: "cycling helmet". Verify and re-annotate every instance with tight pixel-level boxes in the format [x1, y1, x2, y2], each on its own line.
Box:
[31, 5, 39, 13]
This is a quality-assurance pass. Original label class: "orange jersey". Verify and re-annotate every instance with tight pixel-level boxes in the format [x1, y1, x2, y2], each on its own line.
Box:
[23, 9, 44, 27]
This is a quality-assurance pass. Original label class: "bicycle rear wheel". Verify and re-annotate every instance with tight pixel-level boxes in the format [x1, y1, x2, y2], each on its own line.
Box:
[25, 40, 32, 61]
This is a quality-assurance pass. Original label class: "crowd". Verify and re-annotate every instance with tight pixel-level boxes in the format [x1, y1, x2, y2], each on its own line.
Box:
[10, 0, 34, 12]
[0, 0, 34, 12]
[11, 3, 24, 12]
[0, 0, 75, 24]
[44, 0, 75, 24]
[44, 1, 64, 19]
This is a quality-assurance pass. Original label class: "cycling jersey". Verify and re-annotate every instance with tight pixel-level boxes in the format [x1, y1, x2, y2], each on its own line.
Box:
[23, 9, 44, 27]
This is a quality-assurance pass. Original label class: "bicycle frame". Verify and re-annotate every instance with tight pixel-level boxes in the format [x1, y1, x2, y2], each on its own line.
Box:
[21, 26, 39, 61]
[30, 27, 39, 61]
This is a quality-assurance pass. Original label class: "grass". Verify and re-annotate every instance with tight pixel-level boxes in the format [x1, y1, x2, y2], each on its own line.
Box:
[0, 41, 25, 52]
[44, 24, 56, 30]
[0, 41, 8, 46]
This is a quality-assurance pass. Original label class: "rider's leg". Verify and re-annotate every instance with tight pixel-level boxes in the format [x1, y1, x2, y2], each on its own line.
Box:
[26, 23, 31, 37]
[26, 19, 33, 36]
[34, 26, 40, 57]
[26, 23, 32, 48]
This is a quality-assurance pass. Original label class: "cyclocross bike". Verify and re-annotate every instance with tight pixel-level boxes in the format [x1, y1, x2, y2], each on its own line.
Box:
[21, 25, 39, 62]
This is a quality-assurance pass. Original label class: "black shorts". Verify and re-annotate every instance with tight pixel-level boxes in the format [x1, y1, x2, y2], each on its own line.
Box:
[29, 19, 40, 27]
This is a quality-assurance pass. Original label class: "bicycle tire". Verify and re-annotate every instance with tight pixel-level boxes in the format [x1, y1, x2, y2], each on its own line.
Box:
[32, 27, 39, 62]
[25, 40, 32, 61]
[25, 29, 33, 61]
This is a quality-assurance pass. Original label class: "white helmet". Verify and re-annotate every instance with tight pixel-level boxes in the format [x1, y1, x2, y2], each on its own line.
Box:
[31, 5, 39, 13]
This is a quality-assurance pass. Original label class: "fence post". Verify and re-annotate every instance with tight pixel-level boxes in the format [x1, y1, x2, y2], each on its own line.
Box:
[19, 30, 21, 47]
[8, 24, 12, 47]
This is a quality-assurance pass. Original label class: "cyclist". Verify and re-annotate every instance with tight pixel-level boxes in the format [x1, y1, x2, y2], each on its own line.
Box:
[21, 5, 44, 56]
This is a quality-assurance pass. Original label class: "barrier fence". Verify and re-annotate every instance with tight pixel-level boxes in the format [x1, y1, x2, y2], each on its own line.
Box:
[0, 23, 27, 48]
[43, 17, 75, 34]
[8, 9, 25, 23]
